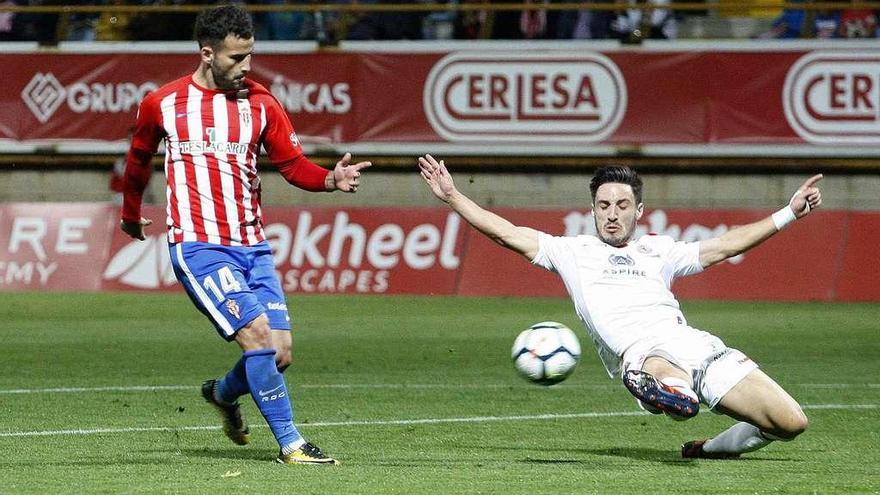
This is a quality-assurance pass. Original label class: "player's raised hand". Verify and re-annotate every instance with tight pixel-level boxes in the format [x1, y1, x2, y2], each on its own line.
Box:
[120, 217, 153, 241]
[418, 154, 456, 202]
[332, 152, 372, 193]
[789, 174, 823, 218]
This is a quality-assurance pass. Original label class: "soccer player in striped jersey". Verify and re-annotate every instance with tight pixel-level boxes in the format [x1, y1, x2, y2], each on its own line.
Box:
[419, 154, 822, 459]
[120, 4, 370, 465]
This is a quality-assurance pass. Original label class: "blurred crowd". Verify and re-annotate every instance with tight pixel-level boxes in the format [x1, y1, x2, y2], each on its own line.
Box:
[0, 0, 875, 44]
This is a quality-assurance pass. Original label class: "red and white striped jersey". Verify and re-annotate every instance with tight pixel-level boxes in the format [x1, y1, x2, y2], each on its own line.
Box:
[128, 75, 304, 246]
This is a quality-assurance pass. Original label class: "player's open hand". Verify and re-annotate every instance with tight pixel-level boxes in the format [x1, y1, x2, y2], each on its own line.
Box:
[120, 217, 153, 241]
[332, 152, 371, 193]
[790, 174, 823, 218]
[418, 154, 456, 202]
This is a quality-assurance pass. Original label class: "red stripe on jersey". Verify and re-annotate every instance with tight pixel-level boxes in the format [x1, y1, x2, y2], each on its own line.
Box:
[203, 94, 232, 243]
[250, 104, 265, 243]
[165, 94, 183, 243]
[225, 98, 245, 245]
[165, 155, 180, 242]
[226, 104, 249, 246]
[183, 89, 208, 243]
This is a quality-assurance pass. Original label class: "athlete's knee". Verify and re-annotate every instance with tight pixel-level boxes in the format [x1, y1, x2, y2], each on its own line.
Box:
[780, 408, 808, 439]
[768, 406, 808, 440]
[235, 315, 272, 350]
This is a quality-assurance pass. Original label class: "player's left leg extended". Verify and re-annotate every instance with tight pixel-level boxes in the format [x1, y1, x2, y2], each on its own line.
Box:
[244, 242, 336, 465]
[684, 368, 808, 459]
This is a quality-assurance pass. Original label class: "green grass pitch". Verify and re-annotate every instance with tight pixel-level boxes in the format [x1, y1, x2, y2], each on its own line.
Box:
[0, 293, 878, 494]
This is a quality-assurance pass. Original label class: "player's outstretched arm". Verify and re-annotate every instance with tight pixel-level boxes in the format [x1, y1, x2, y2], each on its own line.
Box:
[327, 152, 372, 192]
[699, 174, 823, 268]
[418, 154, 540, 260]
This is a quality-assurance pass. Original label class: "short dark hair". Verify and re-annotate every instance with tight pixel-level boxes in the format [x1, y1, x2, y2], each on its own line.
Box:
[589, 166, 643, 204]
[194, 4, 254, 49]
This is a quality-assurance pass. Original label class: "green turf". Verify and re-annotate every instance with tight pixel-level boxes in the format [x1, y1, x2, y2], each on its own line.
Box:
[0, 293, 878, 494]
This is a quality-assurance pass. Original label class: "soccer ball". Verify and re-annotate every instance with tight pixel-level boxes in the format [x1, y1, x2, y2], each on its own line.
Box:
[512, 321, 581, 385]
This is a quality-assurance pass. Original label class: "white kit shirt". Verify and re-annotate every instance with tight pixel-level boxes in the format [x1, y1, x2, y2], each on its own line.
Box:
[532, 232, 704, 376]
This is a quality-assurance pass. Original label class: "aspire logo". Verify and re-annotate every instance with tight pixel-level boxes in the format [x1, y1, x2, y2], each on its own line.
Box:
[783, 51, 880, 144]
[423, 51, 627, 143]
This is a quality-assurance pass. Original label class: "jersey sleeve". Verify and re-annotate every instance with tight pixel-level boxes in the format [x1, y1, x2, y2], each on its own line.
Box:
[129, 92, 164, 153]
[532, 232, 575, 273]
[651, 236, 703, 278]
[260, 96, 304, 164]
[120, 93, 164, 223]
[276, 154, 329, 192]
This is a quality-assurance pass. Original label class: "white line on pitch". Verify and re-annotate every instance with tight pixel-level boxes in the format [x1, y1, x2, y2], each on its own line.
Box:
[1, 383, 877, 395]
[0, 385, 194, 395]
[801, 384, 880, 388]
[0, 404, 876, 438]
[801, 404, 880, 410]
[0, 412, 644, 437]
[0, 384, 605, 395]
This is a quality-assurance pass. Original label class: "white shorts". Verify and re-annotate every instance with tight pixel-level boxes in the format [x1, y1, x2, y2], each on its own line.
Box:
[621, 327, 758, 409]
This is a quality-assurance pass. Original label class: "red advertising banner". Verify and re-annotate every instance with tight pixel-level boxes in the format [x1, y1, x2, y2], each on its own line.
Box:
[4, 44, 878, 153]
[2, 203, 877, 302]
[0, 203, 116, 290]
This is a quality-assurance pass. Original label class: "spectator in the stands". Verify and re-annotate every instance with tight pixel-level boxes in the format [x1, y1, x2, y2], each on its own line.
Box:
[0, 0, 17, 41]
[553, 0, 614, 39]
[609, 0, 677, 41]
[839, 5, 877, 37]
[10, 0, 60, 44]
[760, 2, 805, 38]
[251, 0, 309, 40]
[63, 0, 102, 41]
[453, 0, 492, 39]
[346, 0, 423, 40]
[811, 8, 841, 38]
[127, 0, 210, 41]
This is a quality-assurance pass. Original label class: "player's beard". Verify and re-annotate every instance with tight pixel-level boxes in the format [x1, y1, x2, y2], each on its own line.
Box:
[595, 216, 636, 247]
[211, 63, 244, 91]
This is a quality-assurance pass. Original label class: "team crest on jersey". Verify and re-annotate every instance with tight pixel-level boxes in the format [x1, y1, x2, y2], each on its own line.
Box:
[239, 108, 251, 125]
[225, 299, 241, 320]
[289, 132, 300, 147]
[608, 254, 635, 266]
[636, 244, 652, 255]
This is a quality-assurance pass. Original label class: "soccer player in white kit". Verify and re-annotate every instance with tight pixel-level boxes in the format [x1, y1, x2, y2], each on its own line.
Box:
[418, 154, 822, 459]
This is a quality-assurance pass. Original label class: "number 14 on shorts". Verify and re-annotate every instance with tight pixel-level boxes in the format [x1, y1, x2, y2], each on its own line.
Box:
[203, 266, 242, 301]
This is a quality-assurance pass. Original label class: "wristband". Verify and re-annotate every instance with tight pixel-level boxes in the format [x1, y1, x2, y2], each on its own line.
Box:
[771, 205, 797, 231]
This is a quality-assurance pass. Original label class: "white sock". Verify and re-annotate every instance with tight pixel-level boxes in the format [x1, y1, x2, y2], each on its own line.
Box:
[703, 422, 772, 454]
[281, 438, 307, 455]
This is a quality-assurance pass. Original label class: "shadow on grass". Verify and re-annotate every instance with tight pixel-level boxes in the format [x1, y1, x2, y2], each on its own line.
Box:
[586, 447, 801, 464]
[480, 442, 802, 465]
[586, 446, 697, 464]
[521, 458, 590, 465]
[179, 448, 274, 462]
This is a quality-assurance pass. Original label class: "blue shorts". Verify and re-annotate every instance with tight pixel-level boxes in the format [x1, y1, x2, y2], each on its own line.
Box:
[168, 241, 291, 341]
